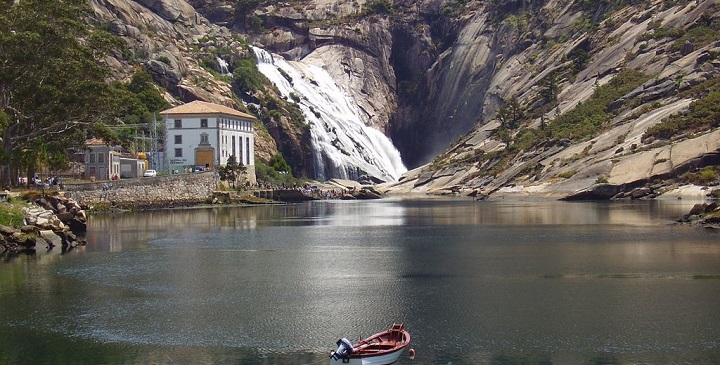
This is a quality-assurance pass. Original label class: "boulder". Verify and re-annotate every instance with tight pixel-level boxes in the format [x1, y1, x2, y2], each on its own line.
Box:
[39, 230, 63, 248]
[562, 184, 624, 201]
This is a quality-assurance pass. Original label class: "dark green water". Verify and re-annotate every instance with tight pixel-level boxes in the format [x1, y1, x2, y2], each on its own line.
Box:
[1, 198, 719, 365]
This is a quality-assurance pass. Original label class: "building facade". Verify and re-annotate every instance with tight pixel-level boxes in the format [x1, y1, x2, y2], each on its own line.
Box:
[84, 138, 121, 180]
[160, 100, 257, 183]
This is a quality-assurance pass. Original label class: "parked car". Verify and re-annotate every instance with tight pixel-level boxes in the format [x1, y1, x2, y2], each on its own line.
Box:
[143, 169, 157, 177]
[194, 166, 205, 173]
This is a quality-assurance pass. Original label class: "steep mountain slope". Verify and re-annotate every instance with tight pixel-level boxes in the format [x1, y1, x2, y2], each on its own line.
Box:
[92, 0, 720, 198]
[383, 0, 720, 198]
[90, 0, 309, 172]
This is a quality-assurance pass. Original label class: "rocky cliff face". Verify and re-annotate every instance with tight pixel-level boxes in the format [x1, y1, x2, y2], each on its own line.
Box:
[91, 0, 298, 169]
[93, 0, 720, 198]
[383, 0, 720, 199]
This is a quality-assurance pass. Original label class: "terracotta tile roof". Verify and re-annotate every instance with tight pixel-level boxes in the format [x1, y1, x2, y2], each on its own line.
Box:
[160, 100, 256, 120]
[86, 138, 108, 146]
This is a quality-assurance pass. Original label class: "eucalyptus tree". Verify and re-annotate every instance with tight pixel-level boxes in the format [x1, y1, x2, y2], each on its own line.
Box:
[0, 0, 119, 186]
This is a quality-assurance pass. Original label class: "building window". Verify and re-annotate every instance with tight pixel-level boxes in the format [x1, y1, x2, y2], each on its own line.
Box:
[201, 119, 208, 128]
[89, 153, 96, 163]
[98, 153, 104, 163]
[174, 135, 182, 144]
[175, 148, 183, 158]
[200, 132, 209, 144]
[246, 137, 250, 165]
[174, 119, 182, 128]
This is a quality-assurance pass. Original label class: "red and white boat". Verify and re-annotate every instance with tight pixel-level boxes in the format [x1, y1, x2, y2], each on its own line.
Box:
[329, 323, 411, 365]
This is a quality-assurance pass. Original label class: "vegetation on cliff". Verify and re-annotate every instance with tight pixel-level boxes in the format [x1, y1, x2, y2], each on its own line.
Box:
[644, 78, 720, 141]
[0, 0, 175, 186]
[0, 0, 118, 186]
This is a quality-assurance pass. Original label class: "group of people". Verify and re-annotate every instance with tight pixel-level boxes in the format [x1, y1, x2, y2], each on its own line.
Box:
[20, 175, 64, 189]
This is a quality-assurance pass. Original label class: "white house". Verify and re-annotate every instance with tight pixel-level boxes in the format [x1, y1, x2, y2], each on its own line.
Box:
[160, 100, 257, 183]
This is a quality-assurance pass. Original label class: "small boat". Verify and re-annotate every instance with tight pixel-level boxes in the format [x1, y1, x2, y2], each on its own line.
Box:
[329, 323, 411, 365]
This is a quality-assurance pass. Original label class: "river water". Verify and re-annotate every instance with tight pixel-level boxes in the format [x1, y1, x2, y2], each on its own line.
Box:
[1, 198, 719, 365]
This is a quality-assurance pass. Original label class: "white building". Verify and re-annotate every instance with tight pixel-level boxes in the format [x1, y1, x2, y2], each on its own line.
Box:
[160, 100, 257, 183]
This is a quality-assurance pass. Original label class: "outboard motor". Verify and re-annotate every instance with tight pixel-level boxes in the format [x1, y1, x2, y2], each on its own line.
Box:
[330, 338, 354, 361]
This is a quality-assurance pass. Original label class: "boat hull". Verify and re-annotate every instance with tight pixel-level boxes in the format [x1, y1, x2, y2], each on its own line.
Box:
[329, 347, 405, 365]
[329, 323, 410, 365]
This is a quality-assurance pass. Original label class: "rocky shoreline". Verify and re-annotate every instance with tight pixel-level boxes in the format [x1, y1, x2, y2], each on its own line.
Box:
[676, 202, 720, 229]
[2, 179, 716, 259]
[0, 194, 88, 256]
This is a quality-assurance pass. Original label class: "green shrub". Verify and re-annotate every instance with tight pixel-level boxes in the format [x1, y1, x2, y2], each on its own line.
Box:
[232, 57, 266, 94]
[547, 69, 649, 141]
[644, 90, 720, 140]
[156, 55, 171, 65]
[0, 202, 25, 228]
[255, 159, 300, 186]
[558, 170, 577, 179]
[681, 166, 720, 185]
[699, 167, 718, 184]
[362, 0, 393, 15]
[671, 25, 720, 52]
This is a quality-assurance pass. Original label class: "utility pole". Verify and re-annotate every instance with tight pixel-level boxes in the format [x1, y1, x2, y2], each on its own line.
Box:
[152, 112, 159, 171]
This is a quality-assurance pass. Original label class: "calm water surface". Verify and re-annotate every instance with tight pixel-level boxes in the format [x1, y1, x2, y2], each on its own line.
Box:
[1, 198, 719, 365]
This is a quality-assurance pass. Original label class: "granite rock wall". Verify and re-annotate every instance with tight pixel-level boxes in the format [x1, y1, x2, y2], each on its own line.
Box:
[65, 173, 216, 209]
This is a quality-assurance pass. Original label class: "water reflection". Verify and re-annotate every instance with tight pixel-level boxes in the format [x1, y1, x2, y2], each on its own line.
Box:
[1, 198, 719, 365]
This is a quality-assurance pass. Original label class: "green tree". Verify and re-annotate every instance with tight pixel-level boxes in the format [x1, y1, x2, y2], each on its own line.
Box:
[539, 72, 560, 108]
[497, 97, 525, 129]
[0, 0, 118, 186]
[219, 155, 247, 188]
[104, 70, 170, 153]
[268, 153, 291, 174]
[232, 57, 266, 95]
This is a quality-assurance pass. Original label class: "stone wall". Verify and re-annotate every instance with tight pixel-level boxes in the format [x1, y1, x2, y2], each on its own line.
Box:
[65, 173, 216, 209]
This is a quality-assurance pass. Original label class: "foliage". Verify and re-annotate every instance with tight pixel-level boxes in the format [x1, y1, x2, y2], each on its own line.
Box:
[681, 166, 719, 185]
[558, 170, 577, 179]
[575, 0, 646, 13]
[0, 201, 25, 228]
[643, 91, 720, 140]
[546, 69, 649, 141]
[112, 71, 169, 124]
[538, 72, 560, 108]
[511, 128, 545, 152]
[232, 57, 267, 94]
[497, 98, 525, 129]
[568, 48, 590, 74]
[219, 155, 247, 189]
[0, 0, 119, 185]
[268, 153, 292, 174]
[671, 25, 720, 52]
[362, 0, 393, 16]
[92, 71, 170, 152]
[235, 0, 264, 13]
[255, 159, 300, 186]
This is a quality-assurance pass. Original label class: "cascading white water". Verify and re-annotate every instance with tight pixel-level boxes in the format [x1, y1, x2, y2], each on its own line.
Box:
[251, 47, 407, 182]
[216, 56, 230, 75]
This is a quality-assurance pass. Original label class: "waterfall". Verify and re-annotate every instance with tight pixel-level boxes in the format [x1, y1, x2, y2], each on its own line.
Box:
[216, 56, 230, 75]
[251, 47, 407, 182]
